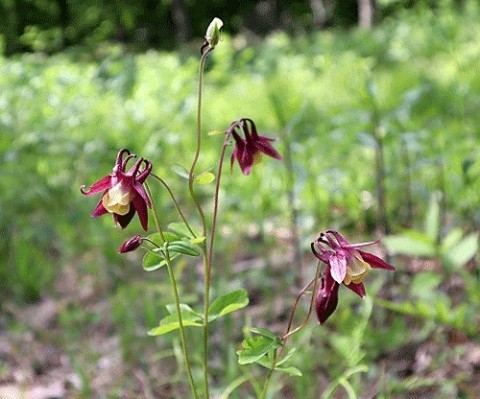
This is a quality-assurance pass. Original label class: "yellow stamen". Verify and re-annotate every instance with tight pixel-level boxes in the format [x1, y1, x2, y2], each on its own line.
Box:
[343, 252, 371, 285]
[102, 182, 133, 215]
[252, 152, 263, 165]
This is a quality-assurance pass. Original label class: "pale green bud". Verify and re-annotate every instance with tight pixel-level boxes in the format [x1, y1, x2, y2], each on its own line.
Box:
[205, 17, 224, 49]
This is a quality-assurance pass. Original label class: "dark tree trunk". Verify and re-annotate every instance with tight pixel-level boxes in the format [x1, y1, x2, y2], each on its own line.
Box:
[310, 0, 335, 28]
[358, 0, 374, 28]
[171, 0, 190, 45]
[57, 0, 70, 48]
[2, 0, 20, 55]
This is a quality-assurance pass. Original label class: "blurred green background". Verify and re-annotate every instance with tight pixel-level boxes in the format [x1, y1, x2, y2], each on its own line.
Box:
[1, 0, 479, 398]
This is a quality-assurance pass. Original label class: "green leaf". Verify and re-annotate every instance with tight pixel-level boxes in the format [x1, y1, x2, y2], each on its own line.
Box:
[274, 365, 303, 376]
[142, 250, 166, 271]
[195, 171, 215, 185]
[208, 289, 249, 321]
[440, 228, 463, 252]
[383, 232, 435, 257]
[451, 304, 469, 330]
[167, 240, 200, 256]
[255, 354, 302, 375]
[146, 232, 163, 245]
[237, 335, 282, 365]
[163, 231, 182, 242]
[414, 301, 433, 318]
[424, 192, 441, 243]
[171, 164, 190, 179]
[208, 129, 224, 136]
[250, 327, 279, 341]
[435, 296, 451, 323]
[148, 304, 203, 336]
[275, 347, 297, 366]
[410, 271, 442, 300]
[165, 303, 202, 318]
[190, 236, 206, 245]
[253, 346, 302, 376]
[442, 233, 478, 270]
[375, 298, 416, 315]
[148, 319, 202, 336]
[168, 222, 201, 239]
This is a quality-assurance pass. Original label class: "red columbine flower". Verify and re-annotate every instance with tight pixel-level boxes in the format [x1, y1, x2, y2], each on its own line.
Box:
[81, 148, 153, 231]
[228, 118, 283, 175]
[311, 230, 395, 324]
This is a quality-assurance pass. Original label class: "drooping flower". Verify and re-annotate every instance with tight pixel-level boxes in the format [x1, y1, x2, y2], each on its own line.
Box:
[228, 118, 283, 175]
[81, 148, 153, 231]
[311, 230, 395, 324]
[118, 235, 143, 253]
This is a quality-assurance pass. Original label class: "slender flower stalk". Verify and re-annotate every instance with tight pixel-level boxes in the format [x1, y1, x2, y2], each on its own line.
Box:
[188, 47, 212, 237]
[206, 121, 280, 398]
[282, 264, 321, 341]
[208, 133, 231, 279]
[260, 262, 322, 399]
[151, 173, 196, 237]
[188, 36, 214, 399]
[144, 182, 200, 399]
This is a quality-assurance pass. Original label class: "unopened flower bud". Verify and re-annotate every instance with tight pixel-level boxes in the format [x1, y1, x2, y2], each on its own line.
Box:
[205, 17, 223, 49]
[118, 235, 143, 253]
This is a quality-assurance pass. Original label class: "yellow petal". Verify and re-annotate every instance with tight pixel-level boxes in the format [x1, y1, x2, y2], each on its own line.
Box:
[102, 183, 133, 215]
[344, 252, 371, 285]
[252, 152, 263, 166]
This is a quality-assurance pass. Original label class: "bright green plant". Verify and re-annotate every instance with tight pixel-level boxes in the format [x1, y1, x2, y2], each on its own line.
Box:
[383, 192, 478, 273]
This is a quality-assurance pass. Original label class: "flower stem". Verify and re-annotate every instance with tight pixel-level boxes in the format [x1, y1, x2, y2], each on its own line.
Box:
[151, 173, 196, 237]
[283, 261, 321, 342]
[208, 134, 230, 284]
[144, 182, 200, 399]
[197, 134, 231, 398]
[188, 48, 212, 238]
[188, 47, 212, 399]
[260, 262, 322, 399]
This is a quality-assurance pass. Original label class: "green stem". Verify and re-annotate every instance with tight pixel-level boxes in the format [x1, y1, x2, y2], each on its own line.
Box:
[260, 351, 276, 399]
[188, 46, 212, 399]
[208, 135, 230, 284]
[188, 48, 211, 238]
[198, 135, 230, 398]
[151, 173, 196, 237]
[145, 183, 200, 399]
[260, 262, 322, 399]
[201, 246, 209, 399]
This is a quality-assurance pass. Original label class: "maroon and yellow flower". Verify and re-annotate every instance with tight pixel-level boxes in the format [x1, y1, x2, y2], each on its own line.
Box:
[228, 118, 282, 175]
[81, 148, 152, 231]
[311, 230, 395, 324]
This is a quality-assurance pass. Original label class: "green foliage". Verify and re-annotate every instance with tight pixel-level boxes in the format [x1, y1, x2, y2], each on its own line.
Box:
[149, 289, 249, 336]
[236, 327, 302, 377]
[208, 289, 249, 320]
[141, 227, 203, 271]
[148, 304, 203, 336]
[384, 193, 478, 272]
